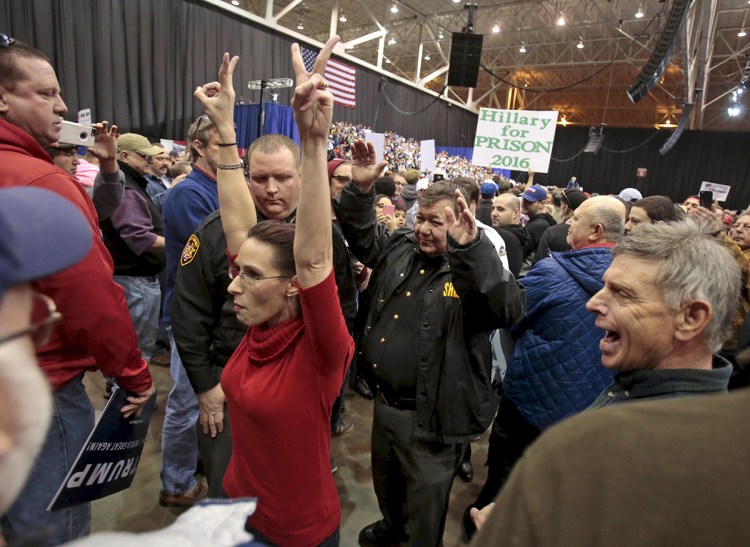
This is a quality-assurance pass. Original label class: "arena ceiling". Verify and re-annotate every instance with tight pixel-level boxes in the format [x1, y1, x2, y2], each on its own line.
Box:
[208, 0, 749, 132]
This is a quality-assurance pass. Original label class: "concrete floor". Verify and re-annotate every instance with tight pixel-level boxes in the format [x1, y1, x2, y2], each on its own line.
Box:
[84, 364, 490, 546]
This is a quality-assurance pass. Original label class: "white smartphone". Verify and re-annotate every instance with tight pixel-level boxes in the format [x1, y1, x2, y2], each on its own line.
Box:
[59, 121, 96, 147]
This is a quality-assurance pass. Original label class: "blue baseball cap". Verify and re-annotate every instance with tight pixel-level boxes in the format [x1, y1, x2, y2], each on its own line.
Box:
[0, 187, 93, 301]
[522, 184, 548, 203]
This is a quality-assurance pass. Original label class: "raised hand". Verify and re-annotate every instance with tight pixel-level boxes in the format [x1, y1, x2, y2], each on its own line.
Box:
[87, 121, 118, 161]
[445, 189, 478, 245]
[290, 36, 339, 142]
[194, 53, 239, 141]
[350, 138, 388, 191]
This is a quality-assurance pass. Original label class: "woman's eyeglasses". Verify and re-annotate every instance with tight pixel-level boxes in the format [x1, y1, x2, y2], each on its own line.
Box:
[0, 293, 61, 348]
[228, 264, 291, 286]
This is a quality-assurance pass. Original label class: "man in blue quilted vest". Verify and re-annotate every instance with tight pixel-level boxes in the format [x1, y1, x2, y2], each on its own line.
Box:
[464, 195, 626, 539]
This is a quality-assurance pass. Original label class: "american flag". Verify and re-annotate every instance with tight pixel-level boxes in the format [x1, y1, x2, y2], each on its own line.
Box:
[301, 46, 356, 109]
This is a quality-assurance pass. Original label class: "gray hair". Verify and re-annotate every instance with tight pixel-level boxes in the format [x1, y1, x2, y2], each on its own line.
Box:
[586, 197, 626, 243]
[612, 219, 741, 351]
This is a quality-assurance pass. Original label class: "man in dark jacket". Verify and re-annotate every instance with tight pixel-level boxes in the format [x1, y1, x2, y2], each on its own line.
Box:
[521, 184, 555, 259]
[475, 181, 497, 225]
[335, 140, 525, 547]
[465, 196, 626, 539]
[101, 133, 166, 361]
[491, 193, 529, 278]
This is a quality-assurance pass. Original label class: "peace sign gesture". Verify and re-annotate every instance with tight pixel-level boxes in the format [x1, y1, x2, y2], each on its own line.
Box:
[290, 35, 339, 142]
[194, 52, 239, 142]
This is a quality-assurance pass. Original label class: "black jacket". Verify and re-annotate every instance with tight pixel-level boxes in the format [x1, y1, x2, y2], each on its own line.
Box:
[532, 222, 571, 265]
[171, 210, 246, 394]
[524, 212, 556, 258]
[335, 184, 526, 442]
[101, 161, 165, 276]
[496, 224, 529, 278]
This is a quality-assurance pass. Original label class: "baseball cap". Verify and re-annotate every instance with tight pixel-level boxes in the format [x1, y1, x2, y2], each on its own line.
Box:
[618, 188, 643, 204]
[561, 189, 588, 210]
[416, 177, 430, 191]
[481, 181, 498, 198]
[431, 168, 446, 183]
[405, 169, 421, 184]
[522, 184, 548, 203]
[117, 133, 163, 156]
[0, 187, 93, 301]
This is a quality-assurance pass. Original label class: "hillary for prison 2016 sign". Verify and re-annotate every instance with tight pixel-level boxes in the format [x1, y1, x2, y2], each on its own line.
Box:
[472, 109, 559, 174]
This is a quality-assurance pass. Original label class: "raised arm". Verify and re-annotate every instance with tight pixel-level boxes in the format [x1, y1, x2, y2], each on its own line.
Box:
[194, 54, 254, 256]
[289, 36, 338, 288]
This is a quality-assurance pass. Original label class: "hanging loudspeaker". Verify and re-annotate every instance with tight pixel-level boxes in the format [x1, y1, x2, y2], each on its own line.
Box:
[448, 32, 484, 88]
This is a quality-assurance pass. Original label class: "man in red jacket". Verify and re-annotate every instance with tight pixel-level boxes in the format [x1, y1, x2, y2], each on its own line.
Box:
[0, 34, 155, 544]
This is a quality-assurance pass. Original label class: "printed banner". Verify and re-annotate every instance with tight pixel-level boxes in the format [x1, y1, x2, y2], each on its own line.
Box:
[472, 109, 558, 173]
[48, 387, 156, 511]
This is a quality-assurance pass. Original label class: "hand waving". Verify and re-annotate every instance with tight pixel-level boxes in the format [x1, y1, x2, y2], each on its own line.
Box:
[87, 121, 118, 162]
[445, 189, 478, 245]
[350, 138, 387, 191]
[290, 36, 339, 142]
[194, 53, 239, 140]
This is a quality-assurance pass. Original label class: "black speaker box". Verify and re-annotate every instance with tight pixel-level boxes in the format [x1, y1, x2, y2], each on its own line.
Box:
[448, 32, 484, 88]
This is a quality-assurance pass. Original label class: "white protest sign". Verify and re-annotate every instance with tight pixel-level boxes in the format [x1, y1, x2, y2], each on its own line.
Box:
[77, 108, 92, 126]
[368, 133, 386, 166]
[472, 109, 558, 173]
[420, 139, 435, 173]
[700, 181, 731, 203]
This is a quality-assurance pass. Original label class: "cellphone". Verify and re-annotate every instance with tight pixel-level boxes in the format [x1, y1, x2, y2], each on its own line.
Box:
[699, 191, 713, 209]
[382, 204, 396, 216]
[59, 121, 96, 147]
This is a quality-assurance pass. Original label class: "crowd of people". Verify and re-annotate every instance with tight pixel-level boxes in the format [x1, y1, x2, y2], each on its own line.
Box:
[2, 30, 750, 547]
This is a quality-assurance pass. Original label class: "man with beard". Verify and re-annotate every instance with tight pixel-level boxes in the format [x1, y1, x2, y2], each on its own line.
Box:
[491, 193, 529, 278]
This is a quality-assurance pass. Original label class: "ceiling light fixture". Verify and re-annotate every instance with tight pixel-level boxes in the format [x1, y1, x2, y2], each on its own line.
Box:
[557, 15, 566, 26]
[577, 39, 584, 49]
[231, 0, 239, 5]
[390, 3, 398, 13]
[558, 116, 569, 127]
[635, 6, 645, 18]
[439, 29, 444, 39]
[739, 28, 747, 37]
[297, 20, 304, 30]
[385, 58, 391, 64]
[388, 36, 396, 45]
[339, 11, 347, 22]
[424, 53, 431, 60]
[492, 22, 500, 33]
[519, 43, 527, 53]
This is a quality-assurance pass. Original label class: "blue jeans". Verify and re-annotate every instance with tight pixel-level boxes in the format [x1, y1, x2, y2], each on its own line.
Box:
[1, 375, 94, 545]
[160, 327, 200, 494]
[114, 275, 161, 362]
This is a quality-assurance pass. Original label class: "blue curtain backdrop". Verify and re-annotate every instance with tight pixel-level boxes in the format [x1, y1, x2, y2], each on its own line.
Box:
[234, 103, 299, 153]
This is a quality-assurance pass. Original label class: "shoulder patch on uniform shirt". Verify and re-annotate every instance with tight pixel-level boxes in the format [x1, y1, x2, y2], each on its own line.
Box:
[181, 234, 200, 266]
[443, 282, 459, 299]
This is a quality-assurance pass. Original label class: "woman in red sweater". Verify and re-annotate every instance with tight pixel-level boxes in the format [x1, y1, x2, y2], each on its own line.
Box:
[194, 36, 354, 546]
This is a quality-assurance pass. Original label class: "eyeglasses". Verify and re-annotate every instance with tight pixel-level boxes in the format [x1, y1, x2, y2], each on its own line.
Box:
[332, 175, 352, 184]
[228, 264, 291, 286]
[0, 33, 15, 48]
[0, 293, 62, 348]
